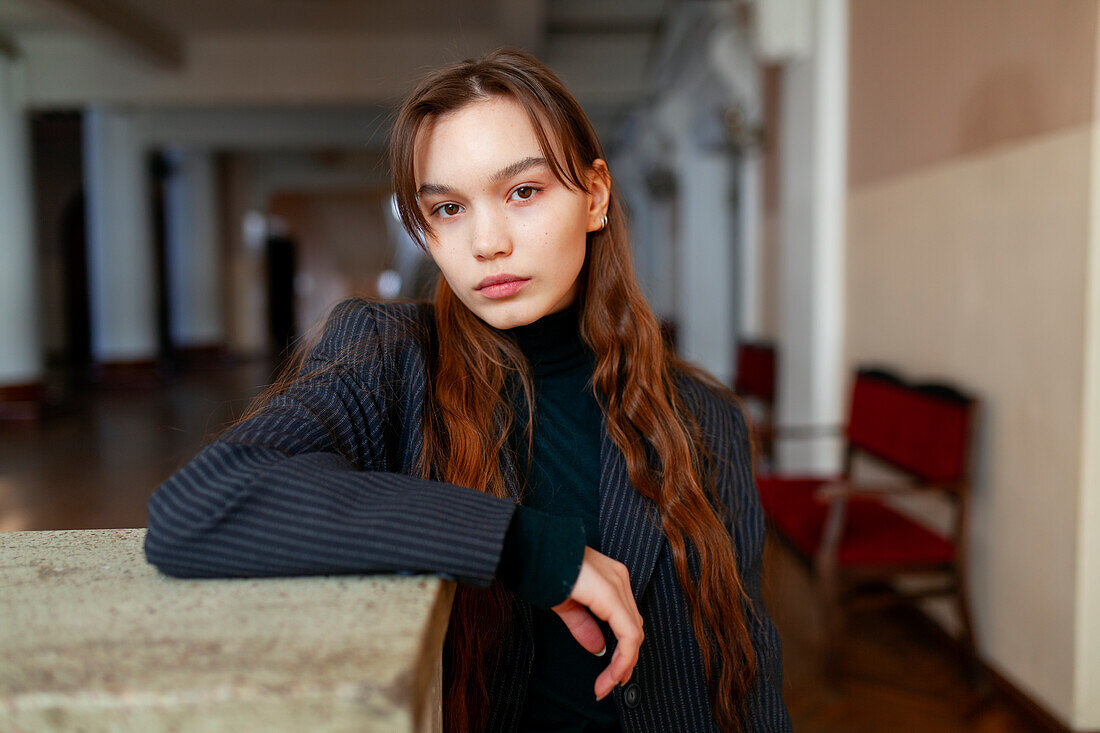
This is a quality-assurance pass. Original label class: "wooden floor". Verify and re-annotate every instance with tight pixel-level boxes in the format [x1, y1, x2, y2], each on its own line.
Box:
[1, 362, 1039, 732]
[762, 536, 1036, 732]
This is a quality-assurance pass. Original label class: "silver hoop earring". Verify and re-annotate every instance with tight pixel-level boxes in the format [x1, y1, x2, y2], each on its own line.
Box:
[599, 214, 608, 231]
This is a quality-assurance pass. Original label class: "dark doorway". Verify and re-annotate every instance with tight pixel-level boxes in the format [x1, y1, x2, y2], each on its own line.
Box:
[150, 152, 173, 364]
[30, 112, 89, 399]
[265, 233, 298, 375]
[59, 191, 90, 379]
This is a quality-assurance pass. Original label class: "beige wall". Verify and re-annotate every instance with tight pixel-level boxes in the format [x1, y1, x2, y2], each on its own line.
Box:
[848, 0, 1097, 188]
[845, 0, 1098, 726]
[1076, 86, 1100, 729]
[847, 127, 1090, 720]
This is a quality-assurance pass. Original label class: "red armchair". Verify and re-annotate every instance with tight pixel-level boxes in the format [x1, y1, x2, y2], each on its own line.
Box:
[756, 367, 980, 675]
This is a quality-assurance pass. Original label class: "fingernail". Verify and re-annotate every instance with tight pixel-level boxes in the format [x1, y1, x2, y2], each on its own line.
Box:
[595, 645, 606, 657]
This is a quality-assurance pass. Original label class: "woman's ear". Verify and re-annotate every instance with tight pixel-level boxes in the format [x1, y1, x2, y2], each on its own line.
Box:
[585, 159, 612, 232]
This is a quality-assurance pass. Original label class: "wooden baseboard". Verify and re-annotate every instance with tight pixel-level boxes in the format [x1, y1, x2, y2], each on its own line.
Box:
[170, 344, 231, 370]
[0, 381, 44, 422]
[88, 360, 161, 388]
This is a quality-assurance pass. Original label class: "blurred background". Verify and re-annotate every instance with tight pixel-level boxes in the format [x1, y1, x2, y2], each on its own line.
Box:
[0, 0, 1097, 731]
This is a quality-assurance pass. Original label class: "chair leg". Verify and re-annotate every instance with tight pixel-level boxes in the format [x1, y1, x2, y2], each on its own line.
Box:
[955, 572, 993, 696]
[814, 560, 844, 688]
[814, 497, 848, 689]
[947, 567, 999, 728]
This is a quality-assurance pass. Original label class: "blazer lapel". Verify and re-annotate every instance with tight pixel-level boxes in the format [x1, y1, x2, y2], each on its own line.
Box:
[597, 420, 666, 601]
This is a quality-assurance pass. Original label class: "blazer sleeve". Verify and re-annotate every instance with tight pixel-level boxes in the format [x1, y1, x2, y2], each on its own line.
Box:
[144, 298, 518, 588]
[695, 386, 793, 732]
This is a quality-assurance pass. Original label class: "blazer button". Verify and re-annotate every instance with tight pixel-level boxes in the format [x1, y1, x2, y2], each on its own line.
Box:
[623, 682, 641, 709]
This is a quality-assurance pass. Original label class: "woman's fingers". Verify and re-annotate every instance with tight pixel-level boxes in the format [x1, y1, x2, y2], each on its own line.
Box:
[550, 598, 607, 655]
[558, 547, 645, 701]
[594, 605, 644, 699]
[594, 654, 620, 700]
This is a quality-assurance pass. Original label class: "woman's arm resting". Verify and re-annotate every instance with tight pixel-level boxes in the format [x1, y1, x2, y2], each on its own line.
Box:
[145, 443, 517, 585]
[496, 504, 586, 608]
[145, 300, 517, 587]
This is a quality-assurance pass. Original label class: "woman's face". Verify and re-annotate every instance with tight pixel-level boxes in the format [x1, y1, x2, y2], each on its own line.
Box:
[413, 96, 610, 330]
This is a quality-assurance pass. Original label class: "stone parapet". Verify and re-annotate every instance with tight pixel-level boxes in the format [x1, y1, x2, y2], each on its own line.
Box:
[0, 529, 452, 731]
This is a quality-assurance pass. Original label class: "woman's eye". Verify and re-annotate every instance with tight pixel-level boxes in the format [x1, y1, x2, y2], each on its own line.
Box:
[510, 186, 537, 201]
[435, 203, 462, 218]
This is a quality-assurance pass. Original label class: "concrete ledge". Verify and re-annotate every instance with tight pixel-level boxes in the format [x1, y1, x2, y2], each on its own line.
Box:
[0, 529, 454, 731]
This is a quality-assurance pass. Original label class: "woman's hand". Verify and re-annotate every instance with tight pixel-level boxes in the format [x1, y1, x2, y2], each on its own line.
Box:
[550, 546, 644, 701]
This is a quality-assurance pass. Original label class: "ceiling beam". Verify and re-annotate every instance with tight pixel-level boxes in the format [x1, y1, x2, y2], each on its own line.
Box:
[36, 0, 182, 69]
[17, 30, 506, 109]
[546, 18, 662, 36]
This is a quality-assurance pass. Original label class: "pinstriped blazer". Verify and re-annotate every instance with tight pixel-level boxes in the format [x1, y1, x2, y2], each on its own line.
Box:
[144, 298, 791, 732]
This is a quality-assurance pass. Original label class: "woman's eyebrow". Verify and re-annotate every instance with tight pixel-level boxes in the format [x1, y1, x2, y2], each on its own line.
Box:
[489, 156, 548, 184]
[417, 156, 548, 198]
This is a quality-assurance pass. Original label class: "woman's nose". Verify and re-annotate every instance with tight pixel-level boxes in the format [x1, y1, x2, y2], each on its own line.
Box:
[470, 209, 512, 260]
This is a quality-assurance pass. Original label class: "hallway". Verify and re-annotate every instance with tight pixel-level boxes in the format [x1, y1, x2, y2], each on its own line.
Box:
[0, 362, 268, 532]
[3, 2, 1099, 727]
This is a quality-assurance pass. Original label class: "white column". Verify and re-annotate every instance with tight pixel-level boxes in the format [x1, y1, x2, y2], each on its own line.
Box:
[675, 141, 737, 384]
[708, 20, 765, 342]
[608, 143, 660, 314]
[647, 191, 677, 321]
[613, 113, 679, 321]
[0, 55, 41, 387]
[163, 148, 224, 348]
[775, 0, 848, 473]
[82, 108, 157, 364]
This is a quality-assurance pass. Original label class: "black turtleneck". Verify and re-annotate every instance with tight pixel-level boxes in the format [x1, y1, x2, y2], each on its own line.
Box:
[493, 303, 621, 733]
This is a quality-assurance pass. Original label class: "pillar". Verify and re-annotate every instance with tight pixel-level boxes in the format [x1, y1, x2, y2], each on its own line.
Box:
[82, 108, 158, 373]
[675, 140, 737, 383]
[775, 0, 848, 473]
[0, 54, 42, 416]
[163, 148, 224, 355]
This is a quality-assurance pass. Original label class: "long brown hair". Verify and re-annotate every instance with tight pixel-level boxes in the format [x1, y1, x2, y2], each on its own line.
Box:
[389, 48, 757, 731]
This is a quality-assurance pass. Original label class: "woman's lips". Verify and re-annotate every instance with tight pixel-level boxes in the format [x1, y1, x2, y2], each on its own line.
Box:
[476, 276, 531, 299]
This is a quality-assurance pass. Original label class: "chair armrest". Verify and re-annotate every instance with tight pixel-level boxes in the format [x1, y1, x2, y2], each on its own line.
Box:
[813, 482, 934, 565]
[813, 481, 956, 503]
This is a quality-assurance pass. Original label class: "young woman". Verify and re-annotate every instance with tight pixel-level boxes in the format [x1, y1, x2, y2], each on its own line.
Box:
[145, 48, 790, 733]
